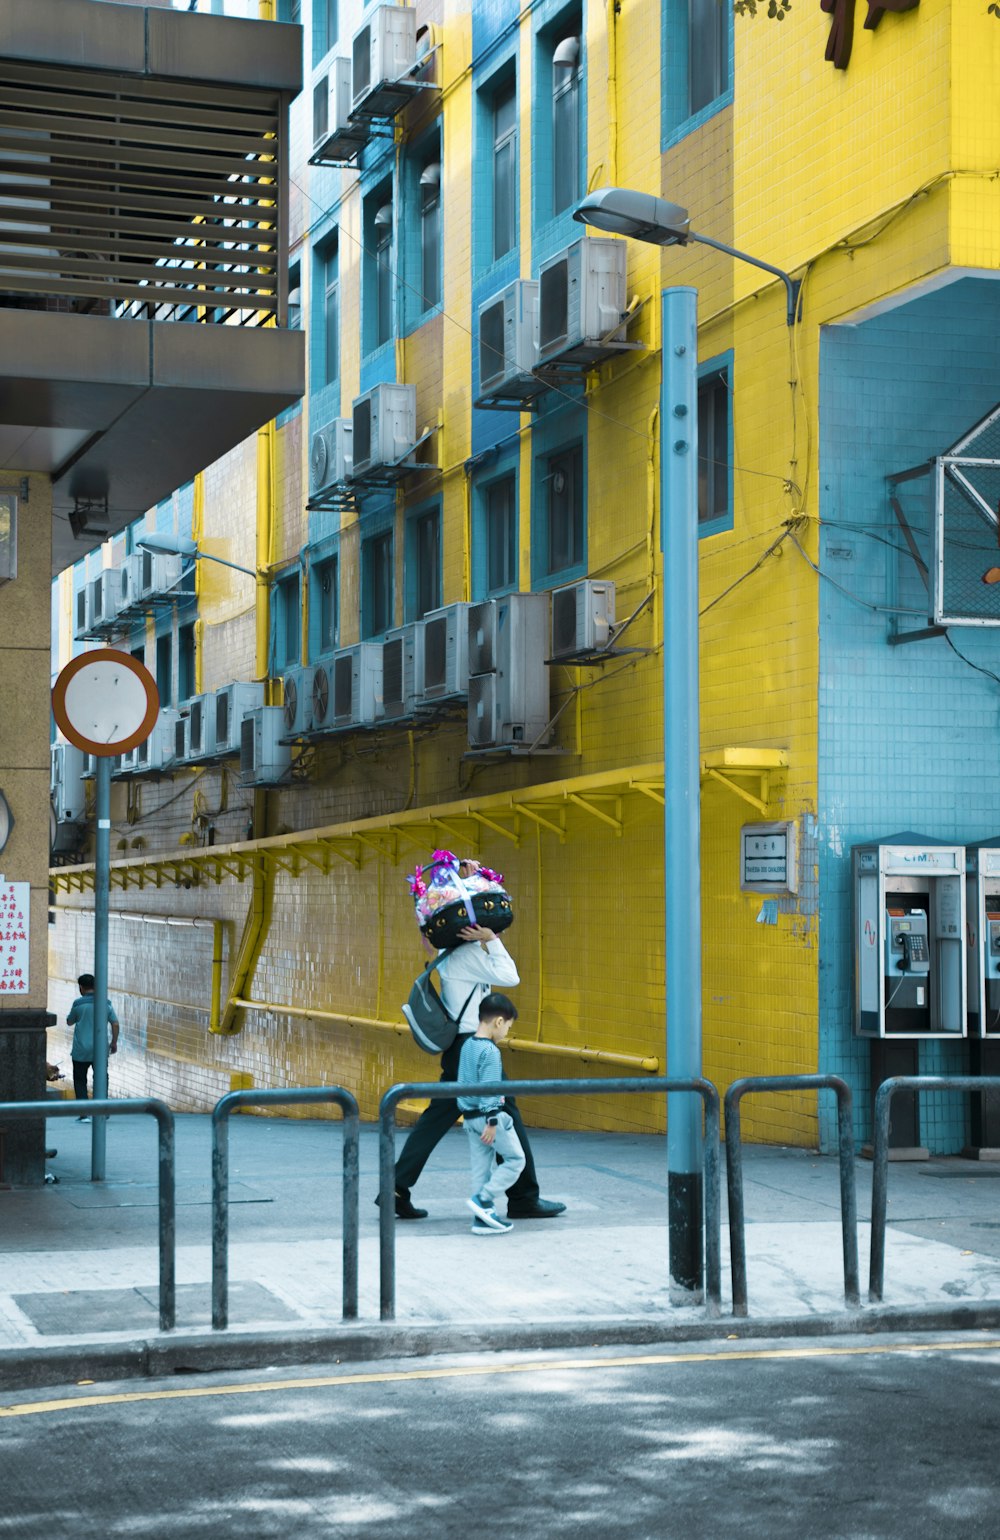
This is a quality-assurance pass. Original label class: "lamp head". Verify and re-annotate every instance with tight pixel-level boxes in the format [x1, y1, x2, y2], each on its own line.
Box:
[137, 533, 197, 559]
[573, 187, 691, 247]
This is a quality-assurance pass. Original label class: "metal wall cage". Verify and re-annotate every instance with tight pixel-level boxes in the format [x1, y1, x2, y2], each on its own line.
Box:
[0, 59, 288, 326]
[889, 402, 1000, 629]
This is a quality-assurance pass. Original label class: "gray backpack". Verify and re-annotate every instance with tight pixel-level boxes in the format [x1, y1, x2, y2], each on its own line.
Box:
[402, 951, 477, 1054]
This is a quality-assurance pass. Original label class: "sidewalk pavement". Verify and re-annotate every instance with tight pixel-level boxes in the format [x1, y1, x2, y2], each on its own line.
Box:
[3, 1111, 1000, 1390]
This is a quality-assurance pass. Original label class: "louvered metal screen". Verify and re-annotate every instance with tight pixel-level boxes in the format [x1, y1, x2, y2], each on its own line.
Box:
[0, 59, 285, 324]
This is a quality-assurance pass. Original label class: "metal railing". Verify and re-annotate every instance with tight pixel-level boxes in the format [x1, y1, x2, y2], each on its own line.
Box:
[0, 1097, 176, 1329]
[869, 1075, 1000, 1303]
[724, 1075, 860, 1317]
[211, 1086, 359, 1330]
[379, 1076, 721, 1321]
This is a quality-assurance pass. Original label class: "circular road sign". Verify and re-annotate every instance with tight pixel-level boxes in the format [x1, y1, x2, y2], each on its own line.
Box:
[52, 648, 160, 758]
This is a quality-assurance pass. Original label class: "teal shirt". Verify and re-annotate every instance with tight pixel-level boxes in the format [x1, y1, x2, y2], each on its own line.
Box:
[67, 994, 118, 1061]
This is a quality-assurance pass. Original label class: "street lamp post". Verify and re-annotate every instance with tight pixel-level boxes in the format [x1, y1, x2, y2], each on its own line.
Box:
[136, 533, 259, 580]
[573, 187, 800, 1299]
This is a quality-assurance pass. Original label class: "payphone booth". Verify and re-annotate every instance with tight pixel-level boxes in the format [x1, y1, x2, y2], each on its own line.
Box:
[853, 836, 966, 1151]
[965, 840, 1000, 1151]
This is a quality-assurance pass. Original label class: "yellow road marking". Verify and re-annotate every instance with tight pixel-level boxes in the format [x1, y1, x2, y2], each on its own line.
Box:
[3, 1336, 1000, 1420]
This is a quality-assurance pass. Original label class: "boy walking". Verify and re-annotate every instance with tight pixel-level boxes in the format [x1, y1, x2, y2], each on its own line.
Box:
[457, 992, 525, 1236]
[67, 973, 119, 1121]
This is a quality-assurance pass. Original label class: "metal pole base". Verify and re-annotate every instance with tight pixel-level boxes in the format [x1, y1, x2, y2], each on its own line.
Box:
[668, 1169, 704, 1302]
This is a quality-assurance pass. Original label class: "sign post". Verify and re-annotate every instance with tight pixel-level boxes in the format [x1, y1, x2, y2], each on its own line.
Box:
[52, 649, 158, 1179]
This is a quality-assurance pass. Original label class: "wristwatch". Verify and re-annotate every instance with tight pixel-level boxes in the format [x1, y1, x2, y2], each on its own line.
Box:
[486, 1116, 499, 1127]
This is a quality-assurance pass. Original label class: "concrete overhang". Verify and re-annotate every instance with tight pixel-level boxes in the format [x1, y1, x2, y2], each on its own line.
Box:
[0, 309, 304, 574]
[0, 0, 305, 572]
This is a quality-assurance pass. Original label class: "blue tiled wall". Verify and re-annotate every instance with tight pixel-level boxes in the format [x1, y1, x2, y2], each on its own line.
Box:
[818, 277, 1000, 1150]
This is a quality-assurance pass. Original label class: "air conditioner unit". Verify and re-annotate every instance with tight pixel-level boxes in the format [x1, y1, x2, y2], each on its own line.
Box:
[137, 707, 181, 773]
[331, 643, 382, 729]
[308, 658, 335, 733]
[212, 681, 266, 757]
[182, 694, 210, 762]
[138, 549, 183, 602]
[378, 625, 416, 720]
[281, 664, 314, 736]
[312, 57, 369, 163]
[476, 280, 545, 406]
[310, 418, 353, 496]
[51, 742, 88, 823]
[415, 602, 470, 705]
[118, 553, 144, 613]
[350, 383, 417, 480]
[172, 712, 190, 765]
[240, 706, 292, 786]
[550, 579, 616, 660]
[537, 236, 628, 369]
[73, 582, 94, 642]
[89, 570, 121, 633]
[113, 745, 138, 776]
[467, 593, 551, 750]
[351, 4, 418, 118]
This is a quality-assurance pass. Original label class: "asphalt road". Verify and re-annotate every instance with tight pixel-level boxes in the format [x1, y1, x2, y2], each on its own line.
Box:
[3, 1334, 1000, 1538]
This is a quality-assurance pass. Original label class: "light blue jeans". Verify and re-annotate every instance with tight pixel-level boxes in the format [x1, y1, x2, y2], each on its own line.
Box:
[464, 1111, 526, 1207]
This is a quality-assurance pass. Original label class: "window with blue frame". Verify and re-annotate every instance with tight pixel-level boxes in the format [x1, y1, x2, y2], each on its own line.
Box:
[178, 622, 196, 703]
[663, 0, 732, 140]
[697, 360, 733, 534]
[419, 152, 442, 314]
[482, 473, 517, 596]
[312, 554, 339, 655]
[550, 20, 582, 219]
[312, 0, 336, 65]
[491, 74, 517, 263]
[288, 261, 301, 332]
[405, 504, 441, 621]
[363, 184, 394, 354]
[156, 632, 173, 709]
[315, 238, 338, 386]
[277, 571, 301, 667]
[539, 443, 584, 580]
[361, 529, 394, 638]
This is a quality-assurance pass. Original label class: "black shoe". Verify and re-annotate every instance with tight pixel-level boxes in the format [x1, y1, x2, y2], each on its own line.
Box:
[506, 1198, 566, 1219]
[375, 1190, 428, 1220]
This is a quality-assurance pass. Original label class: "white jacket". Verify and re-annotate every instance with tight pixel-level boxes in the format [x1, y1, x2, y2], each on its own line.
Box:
[437, 937, 519, 1034]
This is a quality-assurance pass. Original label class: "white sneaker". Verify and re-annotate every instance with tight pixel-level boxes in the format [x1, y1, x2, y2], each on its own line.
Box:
[470, 1216, 513, 1235]
[467, 1194, 511, 1231]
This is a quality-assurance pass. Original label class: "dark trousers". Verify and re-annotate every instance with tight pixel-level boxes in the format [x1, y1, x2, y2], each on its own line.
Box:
[394, 1036, 540, 1205]
[72, 1059, 92, 1101]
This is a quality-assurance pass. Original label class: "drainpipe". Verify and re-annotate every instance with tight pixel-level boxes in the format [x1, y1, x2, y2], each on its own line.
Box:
[606, 0, 619, 186]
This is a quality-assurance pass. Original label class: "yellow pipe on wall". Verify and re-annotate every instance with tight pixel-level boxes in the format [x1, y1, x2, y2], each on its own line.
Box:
[606, 0, 618, 186]
[228, 996, 661, 1072]
[255, 421, 274, 692]
[216, 849, 272, 1035]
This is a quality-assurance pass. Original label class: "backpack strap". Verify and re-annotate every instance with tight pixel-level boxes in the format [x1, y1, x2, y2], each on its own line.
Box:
[425, 949, 479, 1029]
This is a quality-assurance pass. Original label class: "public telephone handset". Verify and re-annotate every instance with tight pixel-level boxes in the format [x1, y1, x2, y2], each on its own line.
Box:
[885, 907, 931, 975]
[986, 910, 1000, 956]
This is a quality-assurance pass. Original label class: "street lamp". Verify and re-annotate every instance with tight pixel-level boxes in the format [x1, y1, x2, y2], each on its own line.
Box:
[574, 185, 798, 1299]
[136, 532, 258, 580]
[574, 187, 802, 327]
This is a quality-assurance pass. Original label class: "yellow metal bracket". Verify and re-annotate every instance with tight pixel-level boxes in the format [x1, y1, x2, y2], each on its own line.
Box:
[700, 748, 789, 816]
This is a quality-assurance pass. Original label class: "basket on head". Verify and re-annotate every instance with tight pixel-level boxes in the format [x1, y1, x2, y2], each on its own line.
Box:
[407, 850, 514, 950]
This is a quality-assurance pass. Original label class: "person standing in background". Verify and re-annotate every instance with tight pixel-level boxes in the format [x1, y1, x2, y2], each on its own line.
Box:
[67, 972, 119, 1122]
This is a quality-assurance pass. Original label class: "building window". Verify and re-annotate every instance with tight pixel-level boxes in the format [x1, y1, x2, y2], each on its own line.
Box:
[287, 260, 301, 332]
[543, 445, 583, 578]
[155, 632, 173, 710]
[419, 159, 442, 312]
[374, 200, 393, 349]
[485, 475, 517, 594]
[178, 622, 196, 703]
[313, 0, 336, 64]
[689, 0, 727, 115]
[697, 370, 731, 529]
[492, 78, 517, 262]
[278, 572, 301, 667]
[362, 530, 394, 638]
[408, 506, 441, 621]
[313, 556, 338, 655]
[551, 34, 580, 218]
[323, 242, 338, 385]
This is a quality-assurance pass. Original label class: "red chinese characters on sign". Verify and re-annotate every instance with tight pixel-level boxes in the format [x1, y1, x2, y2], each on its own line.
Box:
[821, 0, 919, 69]
[0, 880, 29, 994]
